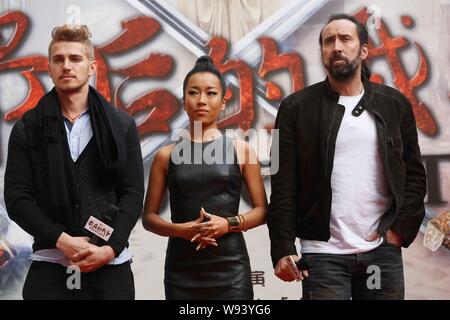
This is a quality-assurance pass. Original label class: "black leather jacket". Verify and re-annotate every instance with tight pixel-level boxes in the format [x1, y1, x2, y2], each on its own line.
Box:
[268, 79, 427, 266]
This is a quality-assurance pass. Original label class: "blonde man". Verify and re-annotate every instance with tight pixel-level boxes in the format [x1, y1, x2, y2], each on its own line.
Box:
[4, 25, 144, 300]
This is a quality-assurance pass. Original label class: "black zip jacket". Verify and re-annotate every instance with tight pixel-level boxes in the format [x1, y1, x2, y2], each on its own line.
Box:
[4, 108, 144, 257]
[268, 79, 427, 266]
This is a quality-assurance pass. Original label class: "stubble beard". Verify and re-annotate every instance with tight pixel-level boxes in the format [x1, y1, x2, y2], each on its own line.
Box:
[324, 48, 362, 82]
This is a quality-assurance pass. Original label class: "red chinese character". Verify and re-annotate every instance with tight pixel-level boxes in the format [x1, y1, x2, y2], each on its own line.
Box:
[1, 13, 180, 136]
[94, 16, 179, 136]
[354, 8, 437, 136]
[258, 37, 304, 100]
[207, 37, 254, 131]
[0, 11, 48, 121]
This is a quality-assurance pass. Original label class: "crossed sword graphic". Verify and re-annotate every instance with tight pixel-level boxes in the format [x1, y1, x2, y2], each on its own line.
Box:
[126, 0, 328, 163]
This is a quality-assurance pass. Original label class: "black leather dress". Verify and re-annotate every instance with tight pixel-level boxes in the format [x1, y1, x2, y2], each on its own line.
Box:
[164, 135, 253, 300]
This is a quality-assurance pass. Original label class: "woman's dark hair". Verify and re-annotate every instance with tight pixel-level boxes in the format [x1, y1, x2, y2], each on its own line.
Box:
[183, 55, 227, 98]
[319, 13, 371, 80]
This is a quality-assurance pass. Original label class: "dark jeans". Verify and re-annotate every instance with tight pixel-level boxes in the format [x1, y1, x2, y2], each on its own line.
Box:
[301, 240, 404, 300]
[22, 260, 135, 300]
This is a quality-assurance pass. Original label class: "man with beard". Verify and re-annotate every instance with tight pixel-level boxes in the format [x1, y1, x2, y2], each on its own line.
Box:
[267, 14, 426, 299]
[4, 25, 144, 299]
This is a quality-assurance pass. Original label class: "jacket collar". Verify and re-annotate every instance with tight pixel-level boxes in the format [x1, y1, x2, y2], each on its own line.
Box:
[322, 76, 376, 112]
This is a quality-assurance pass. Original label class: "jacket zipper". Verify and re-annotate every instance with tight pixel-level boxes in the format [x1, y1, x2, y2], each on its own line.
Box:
[325, 103, 339, 179]
[324, 104, 339, 180]
[371, 109, 395, 236]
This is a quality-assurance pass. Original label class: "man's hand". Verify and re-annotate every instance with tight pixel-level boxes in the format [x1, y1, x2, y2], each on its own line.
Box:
[56, 232, 92, 260]
[366, 229, 403, 247]
[275, 255, 309, 282]
[70, 245, 115, 273]
[384, 229, 403, 247]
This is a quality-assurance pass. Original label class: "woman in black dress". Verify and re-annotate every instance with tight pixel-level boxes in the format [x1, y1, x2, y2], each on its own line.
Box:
[142, 56, 267, 299]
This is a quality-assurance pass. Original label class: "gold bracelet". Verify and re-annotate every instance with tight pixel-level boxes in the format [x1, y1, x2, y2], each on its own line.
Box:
[238, 214, 248, 232]
[226, 216, 240, 232]
[237, 214, 243, 227]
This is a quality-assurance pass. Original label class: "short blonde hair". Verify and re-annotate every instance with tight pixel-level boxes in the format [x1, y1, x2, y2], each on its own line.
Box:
[48, 24, 94, 60]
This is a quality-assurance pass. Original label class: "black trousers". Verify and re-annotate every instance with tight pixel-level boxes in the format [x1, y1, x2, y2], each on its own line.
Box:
[301, 240, 404, 300]
[22, 260, 135, 300]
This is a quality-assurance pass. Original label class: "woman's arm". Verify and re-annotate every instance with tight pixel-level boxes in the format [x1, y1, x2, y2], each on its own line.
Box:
[197, 140, 268, 245]
[142, 145, 213, 244]
[237, 140, 268, 229]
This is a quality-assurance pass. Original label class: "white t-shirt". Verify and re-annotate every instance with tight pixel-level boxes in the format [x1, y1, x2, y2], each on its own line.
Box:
[301, 91, 392, 254]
